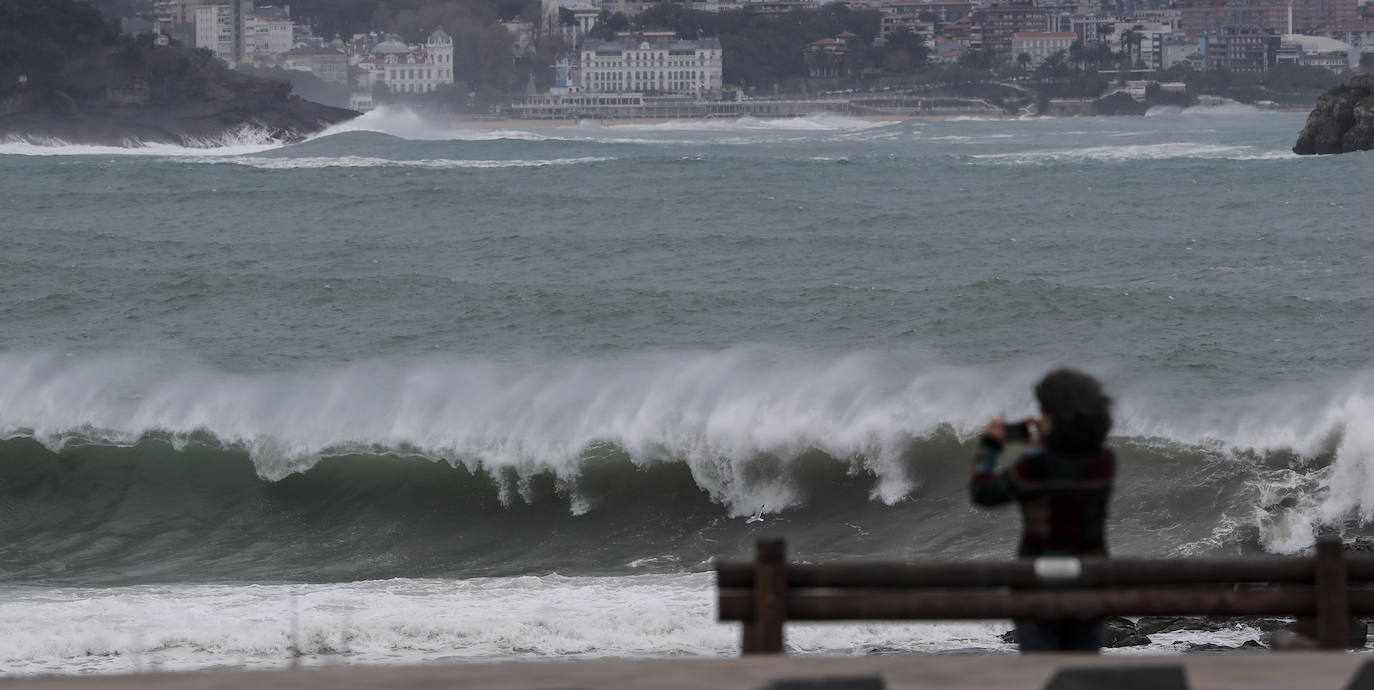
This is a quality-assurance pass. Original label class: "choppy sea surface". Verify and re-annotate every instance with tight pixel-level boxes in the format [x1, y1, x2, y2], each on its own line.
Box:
[2, 105, 1373, 673]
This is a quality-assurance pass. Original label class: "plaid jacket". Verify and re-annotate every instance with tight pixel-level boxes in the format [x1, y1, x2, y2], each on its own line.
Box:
[970, 437, 1115, 557]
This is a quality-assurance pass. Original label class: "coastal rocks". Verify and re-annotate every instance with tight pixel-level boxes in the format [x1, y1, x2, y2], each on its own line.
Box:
[0, 71, 356, 147]
[998, 617, 1150, 648]
[1103, 616, 1151, 647]
[1092, 91, 1148, 117]
[1178, 640, 1264, 652]
[1292, 72, 1374, 155]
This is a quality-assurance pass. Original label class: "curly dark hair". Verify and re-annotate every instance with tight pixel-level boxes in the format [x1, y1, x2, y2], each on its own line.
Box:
[1034, 369, 1113, 454]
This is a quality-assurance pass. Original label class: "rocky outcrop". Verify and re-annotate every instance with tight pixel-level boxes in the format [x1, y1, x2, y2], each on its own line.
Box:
[1293, 72, 1374, 155]
[998, 617, 1150, 648]
[0, 71, 356, 147]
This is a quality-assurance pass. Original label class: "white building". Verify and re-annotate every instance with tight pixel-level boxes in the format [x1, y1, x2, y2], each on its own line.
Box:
[359, 28, 456, 95]
[580, 37, 722, 97]
[245, 9, 294, 62]
[196, 2, 249, 63]
[1011, 31, 1075, 67]
[1111, 22, 1172, 70]
[196, 1, 294, 65]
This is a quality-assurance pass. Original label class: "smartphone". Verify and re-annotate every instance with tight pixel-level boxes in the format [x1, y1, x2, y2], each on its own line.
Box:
[1004, 422, 1032, 443]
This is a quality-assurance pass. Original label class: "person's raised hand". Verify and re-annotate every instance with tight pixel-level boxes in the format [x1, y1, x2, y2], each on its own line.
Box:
[984, 418, 1006, 443]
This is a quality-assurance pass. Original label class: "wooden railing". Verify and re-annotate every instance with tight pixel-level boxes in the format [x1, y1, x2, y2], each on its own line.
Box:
[715, 537, 1374, 654]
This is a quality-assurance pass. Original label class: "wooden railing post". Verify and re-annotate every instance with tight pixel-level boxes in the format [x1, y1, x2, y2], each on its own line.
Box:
[1315, 536, 1350, 649]
[742, 539, 786, 654]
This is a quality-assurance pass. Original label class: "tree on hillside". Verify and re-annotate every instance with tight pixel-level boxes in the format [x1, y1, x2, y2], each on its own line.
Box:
[1, 0, 120, 97]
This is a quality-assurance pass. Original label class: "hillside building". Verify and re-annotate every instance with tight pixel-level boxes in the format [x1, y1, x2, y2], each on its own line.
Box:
[357, 29, 456, 95]
[195, 1, 293, 65]
[974, 3, 1051, 63]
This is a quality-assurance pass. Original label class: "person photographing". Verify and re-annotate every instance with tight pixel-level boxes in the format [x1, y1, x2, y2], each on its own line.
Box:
[970, 368, 1116, 652]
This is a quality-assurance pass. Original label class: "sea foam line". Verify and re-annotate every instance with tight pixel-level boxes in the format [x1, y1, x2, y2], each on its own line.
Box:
[0, 575, 1010, 675]
[0, 126, 286, 157]
[970, 142, 1294, 163]
[192, 155, 616, 170]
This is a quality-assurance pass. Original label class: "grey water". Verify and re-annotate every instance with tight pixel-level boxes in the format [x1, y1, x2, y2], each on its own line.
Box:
[1, 106, 1373, 671]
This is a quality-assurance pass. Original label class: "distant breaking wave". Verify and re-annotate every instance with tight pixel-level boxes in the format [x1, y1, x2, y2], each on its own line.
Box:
[192, 155, 617, 170]
[0, 124, 286, 156]
[970, 142, 1295, 164]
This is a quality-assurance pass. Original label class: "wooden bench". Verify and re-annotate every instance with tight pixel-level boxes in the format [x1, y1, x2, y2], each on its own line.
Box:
[716, 537, 1374, 654]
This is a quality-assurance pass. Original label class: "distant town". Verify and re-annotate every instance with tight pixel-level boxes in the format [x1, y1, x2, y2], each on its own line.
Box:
[106, 0, 1374, 117]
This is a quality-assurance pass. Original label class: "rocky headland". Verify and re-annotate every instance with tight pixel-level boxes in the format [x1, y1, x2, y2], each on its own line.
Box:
[1, 72, 356, 147]
[1293, 72, 1374, 155]
[0, 0, 356, 147]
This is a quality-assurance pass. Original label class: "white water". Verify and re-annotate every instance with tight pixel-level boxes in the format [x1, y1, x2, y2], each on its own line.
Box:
[1, 349, 1371, 545]
[0, 574, 1279, 676]
[0, 126, 288, 157]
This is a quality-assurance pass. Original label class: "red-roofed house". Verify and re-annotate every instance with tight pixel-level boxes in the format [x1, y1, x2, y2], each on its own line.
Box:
[804, 33, 864, 77]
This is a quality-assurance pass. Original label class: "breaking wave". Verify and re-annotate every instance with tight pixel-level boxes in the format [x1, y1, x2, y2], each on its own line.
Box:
[3, 348, 1374, 584]
[191, 155, 616, 169]
[970, 142, 1295, 164]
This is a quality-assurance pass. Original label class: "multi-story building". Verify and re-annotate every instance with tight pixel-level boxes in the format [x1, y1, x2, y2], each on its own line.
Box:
[1011, 31, 1075, 66]
[1071, 15, 1116, 44]
[284, 46, 348, 84]
[1179, 0, 1353, 37]
[1179, 0, 1284, 38]
[1291, 0, 1358, 33]
[358, 29, 456, 95]
[974, 3, 1050, 63]
[1202, 25, 1273, 71]
[1311, 19, 1374, 59]
[196, 1, 293, 64]
[245, 7, 294, 62]
[155, 0, 203, 44]
[195, 0, 252, 63]
[1134, 9, 1183, 32]
[918, 0, 976, 25]
[580, 37, 723, 97]
[1111, 22, 1172, 68]
[880, 15, 936, 42]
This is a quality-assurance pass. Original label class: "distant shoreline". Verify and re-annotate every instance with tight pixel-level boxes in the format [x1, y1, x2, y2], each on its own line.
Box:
[448, 106, 1309, 129]
[449, 113, 1012, 128]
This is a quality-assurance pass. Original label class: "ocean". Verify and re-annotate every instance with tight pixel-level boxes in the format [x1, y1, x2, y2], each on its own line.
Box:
[1, 105, 1372, 674]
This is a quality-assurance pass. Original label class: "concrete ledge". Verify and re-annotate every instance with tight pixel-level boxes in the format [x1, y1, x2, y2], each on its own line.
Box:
[0, 653, 1367, 690]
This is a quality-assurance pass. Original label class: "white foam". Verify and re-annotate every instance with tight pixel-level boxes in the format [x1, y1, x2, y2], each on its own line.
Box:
[1146, 102, 1283, 118]
[5, 349, 1374, 537]
[189, 155, 615, 170]
[971, 142, 1294, 164]
[300, 108, 897, 147]
[568, 113, 894, 133]
[0, 575, 1009, 675]
[0, 126, 286, 157]
[308, 106, 557, 142]
[0, 349, 1051, 514]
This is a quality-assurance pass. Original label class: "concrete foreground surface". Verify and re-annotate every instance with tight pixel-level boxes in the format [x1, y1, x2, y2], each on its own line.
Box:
[1, 653, 1370, 690]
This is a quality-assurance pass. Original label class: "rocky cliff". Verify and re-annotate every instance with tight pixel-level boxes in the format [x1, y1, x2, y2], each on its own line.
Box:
[0, 0, 356, 148]
[1293, 72, 1374, 155]
[1, 70, 357, 147]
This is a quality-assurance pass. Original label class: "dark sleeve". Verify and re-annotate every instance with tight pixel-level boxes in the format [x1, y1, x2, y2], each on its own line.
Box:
[970, 435, 1017, 506]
